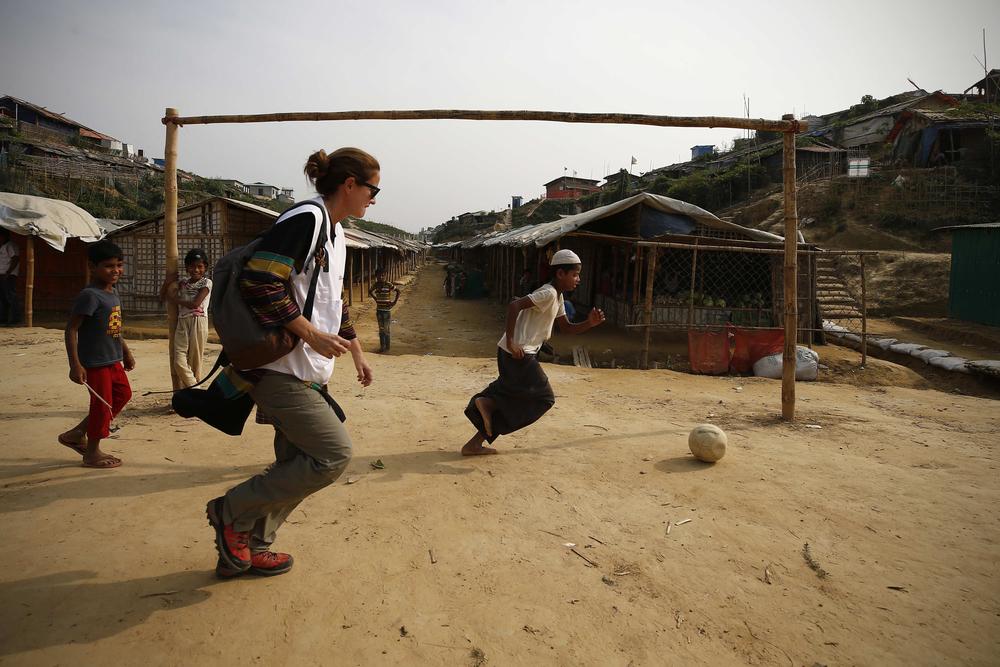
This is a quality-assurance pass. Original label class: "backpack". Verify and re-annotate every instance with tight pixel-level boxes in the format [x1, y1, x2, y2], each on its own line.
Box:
[210, 200, 330, 370]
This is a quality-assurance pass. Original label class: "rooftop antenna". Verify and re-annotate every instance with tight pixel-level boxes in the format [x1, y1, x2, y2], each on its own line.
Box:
[984, 28, 989, 79]
[907, 77, 922, 91]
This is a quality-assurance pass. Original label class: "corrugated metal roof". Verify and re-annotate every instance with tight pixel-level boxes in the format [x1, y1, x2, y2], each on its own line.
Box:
[96, 218, 139, 234]
[0, 95, 109, 136]
[933, 222, 1000, 232]
[914, 108, 996, 124]
[78, 127, 120, 142]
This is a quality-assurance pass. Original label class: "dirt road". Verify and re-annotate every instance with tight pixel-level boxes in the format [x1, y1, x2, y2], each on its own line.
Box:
[1, 263, 997, 665]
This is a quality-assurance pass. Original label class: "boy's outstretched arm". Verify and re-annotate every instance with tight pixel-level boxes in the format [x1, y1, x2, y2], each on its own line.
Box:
[555, 307, 606, 335]
[65, 315, 86, 384]
[505, 296, 535, 359]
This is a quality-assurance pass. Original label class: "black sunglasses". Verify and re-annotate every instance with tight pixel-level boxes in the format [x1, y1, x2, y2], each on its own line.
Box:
[357, 179, 380, 199]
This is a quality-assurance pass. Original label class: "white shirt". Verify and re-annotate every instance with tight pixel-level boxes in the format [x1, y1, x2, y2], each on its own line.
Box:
[177, 276, 212, 318]
[0, 240, 19, 276]
[261, 198, 347, 385]
[498, 283, 566, 355]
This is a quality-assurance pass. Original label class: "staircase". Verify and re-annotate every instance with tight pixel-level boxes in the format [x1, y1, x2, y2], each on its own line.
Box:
[815, 255, 864, 324]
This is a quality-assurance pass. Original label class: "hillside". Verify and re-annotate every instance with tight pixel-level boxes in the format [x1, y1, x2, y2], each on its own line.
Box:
[0, 139, 413, 237]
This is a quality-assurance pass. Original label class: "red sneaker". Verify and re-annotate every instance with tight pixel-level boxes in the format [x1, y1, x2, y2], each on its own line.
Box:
[248, 550, 294, 576]
[215, 558, 244, 579]
[206, 497, 251, 572]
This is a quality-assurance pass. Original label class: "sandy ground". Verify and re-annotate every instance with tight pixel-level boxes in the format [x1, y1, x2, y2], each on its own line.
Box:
[1, 263, 998, 666]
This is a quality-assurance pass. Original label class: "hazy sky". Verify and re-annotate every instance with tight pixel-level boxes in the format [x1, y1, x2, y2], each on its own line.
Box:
[1, 0, 997, 232]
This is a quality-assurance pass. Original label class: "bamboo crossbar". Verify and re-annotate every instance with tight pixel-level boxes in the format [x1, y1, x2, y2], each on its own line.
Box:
[631, 241, 878, 256]
[161, 103, 809, 420]
[163, 109, 807, 133]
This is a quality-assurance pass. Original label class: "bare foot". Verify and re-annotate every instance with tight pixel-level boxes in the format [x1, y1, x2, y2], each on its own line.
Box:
[461, 432, 497, 456]
[461, 442, 498, 456]
[474, 397, 494, 437]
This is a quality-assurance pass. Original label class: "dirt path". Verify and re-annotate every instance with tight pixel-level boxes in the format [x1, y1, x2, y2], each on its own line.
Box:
[1, 264, 998, 666]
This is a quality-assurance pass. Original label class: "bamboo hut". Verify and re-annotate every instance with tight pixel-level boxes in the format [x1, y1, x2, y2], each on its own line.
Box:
[105, 197, 279, 313]
[105, 196, 427, 315]
[454, 192, 831, 365]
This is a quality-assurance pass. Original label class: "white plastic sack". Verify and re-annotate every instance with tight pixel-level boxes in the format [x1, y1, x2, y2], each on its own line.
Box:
[927, 356, 970, 373]
[889, 342, 926, 355]
[874, 338, 898, 350]
[912, 348, 951, 363]
[753, 346, 820, 381]
[967, 360, 1000, 378]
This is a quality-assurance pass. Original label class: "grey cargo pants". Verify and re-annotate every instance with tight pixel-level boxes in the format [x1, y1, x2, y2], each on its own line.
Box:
[223, 370, 352, 550]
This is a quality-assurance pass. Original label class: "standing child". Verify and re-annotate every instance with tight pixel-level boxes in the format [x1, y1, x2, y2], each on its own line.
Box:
[461, 249, 605, 456]
[59, 240, 134, 469]
[161, 249, 212, 387]
[0, 228, 20, 326]
[369, 266, 399, 353]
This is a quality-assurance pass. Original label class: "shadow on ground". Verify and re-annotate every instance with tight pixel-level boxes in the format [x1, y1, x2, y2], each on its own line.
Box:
[0, 569, 220, 656]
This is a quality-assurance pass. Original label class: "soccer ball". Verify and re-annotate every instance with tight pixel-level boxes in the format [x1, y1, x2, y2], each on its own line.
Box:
[688, 424, 727, 462]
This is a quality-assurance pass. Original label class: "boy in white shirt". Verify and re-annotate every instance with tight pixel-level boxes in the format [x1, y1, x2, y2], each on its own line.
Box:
[461, 249, 605, 456]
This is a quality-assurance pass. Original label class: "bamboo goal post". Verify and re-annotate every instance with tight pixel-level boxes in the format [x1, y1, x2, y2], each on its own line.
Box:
[163, 108, 181, 389]
[781, 115, 799, 421]
[161, 107, 806, 418]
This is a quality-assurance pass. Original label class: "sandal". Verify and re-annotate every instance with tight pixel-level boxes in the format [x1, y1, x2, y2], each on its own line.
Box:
[82, 456, 122, 469]
[58, 434, 87, 456]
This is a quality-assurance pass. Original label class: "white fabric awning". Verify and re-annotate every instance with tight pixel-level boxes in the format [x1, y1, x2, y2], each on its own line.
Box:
[0, 193, 104, 251]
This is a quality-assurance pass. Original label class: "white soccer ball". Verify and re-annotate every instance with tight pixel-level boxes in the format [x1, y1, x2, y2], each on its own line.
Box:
[688, 424, 727, 463]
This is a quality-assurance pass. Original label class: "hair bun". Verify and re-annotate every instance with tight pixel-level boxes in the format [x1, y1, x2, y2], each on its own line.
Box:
[303, 149, 330, 182]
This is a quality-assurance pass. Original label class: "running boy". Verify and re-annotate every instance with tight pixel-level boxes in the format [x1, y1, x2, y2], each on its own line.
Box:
[461, 249, 605, 456]
[59, 240, 134, 468]
[161, 248, 212, 386]
[369, 266, 399, 352]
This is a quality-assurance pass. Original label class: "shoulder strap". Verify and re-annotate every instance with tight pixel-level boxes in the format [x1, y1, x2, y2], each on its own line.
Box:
[301, 202, 330, 321]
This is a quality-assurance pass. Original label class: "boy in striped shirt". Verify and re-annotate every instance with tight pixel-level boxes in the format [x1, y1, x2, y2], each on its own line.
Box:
[369, 267, 399, 352]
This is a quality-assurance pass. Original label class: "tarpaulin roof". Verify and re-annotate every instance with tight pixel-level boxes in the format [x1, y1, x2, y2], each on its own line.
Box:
[343, 226, 427, 253]
[0, 193, 104, 251]
[462, 192, 782, 248]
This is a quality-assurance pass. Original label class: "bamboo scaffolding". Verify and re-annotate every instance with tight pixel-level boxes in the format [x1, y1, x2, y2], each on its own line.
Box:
[164, 109, 806, 133]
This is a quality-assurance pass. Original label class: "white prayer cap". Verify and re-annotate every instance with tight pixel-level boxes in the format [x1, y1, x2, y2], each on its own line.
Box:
[550, 249, 582, 266]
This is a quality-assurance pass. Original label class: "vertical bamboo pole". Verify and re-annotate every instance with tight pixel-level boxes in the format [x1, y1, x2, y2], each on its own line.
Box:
[641, 246, 657, 369]
[860, 254, 868, 367]
[632, 244, 641, 309]
[163, 108, 180, 389]
[24, 235, 34, 327]
[612, 245, 620, 323]
[361, 252, 371, 303]
[688, 244, 699, 327]
[781, 115, 798, 421]
[807, 250, 814, 348]
[504, 247, 510, 301]
[347, 250, 354, 306]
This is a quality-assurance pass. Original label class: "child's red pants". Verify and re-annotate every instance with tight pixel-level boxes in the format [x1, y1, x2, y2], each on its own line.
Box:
[86, 362, 132, 440]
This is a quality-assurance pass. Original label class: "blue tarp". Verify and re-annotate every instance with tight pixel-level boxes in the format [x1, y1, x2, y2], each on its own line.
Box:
[639, 207, 697, 238]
